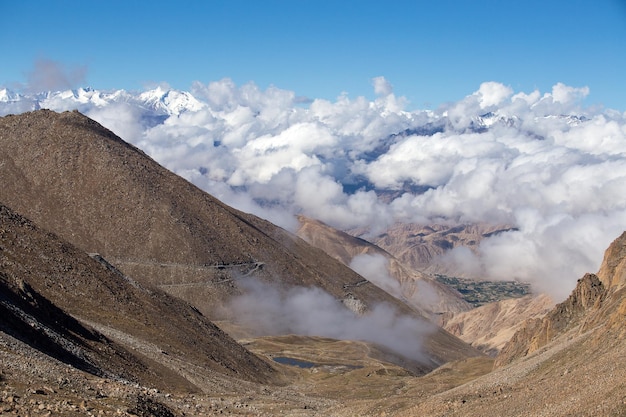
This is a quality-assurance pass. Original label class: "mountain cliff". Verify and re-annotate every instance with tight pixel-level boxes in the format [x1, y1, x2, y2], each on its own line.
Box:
[495, 231, 626, 367]
[392, 231, 626, 416]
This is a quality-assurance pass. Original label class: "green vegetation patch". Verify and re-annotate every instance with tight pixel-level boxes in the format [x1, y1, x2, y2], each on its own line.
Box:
[435, 274, 531, 307]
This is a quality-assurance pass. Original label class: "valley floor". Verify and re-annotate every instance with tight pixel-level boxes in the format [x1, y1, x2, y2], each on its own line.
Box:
[0, 327, 493, 417]
[3, 318, 626, 417]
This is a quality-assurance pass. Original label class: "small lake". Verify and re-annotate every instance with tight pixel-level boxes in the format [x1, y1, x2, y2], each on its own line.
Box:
[272, 356, 317, 368]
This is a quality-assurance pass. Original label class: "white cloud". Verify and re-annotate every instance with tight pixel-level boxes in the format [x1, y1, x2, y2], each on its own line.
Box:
[476, 81, 513, 108]
[350, 253, 403, 298]
[5, 79, 626, 301]
[551, 82, 590, 104]
[87, 103, 145, 143]
[372, 76, 394, 96]
[227, 278, 433, 362]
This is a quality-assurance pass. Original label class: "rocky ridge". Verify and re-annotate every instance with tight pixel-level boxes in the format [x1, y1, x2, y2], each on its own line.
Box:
[495, 231, 626, 368]
[358, 222, 517, 277]
[388, 231, 626, 416]
[297, 215, 471, 317]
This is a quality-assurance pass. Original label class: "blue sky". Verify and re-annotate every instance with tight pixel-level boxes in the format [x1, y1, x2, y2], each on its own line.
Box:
[1, 0, 625, 110]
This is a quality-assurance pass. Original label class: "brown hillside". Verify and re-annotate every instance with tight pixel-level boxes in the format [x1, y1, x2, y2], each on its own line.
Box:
[385, 231, 626, 416]
[0, 203, 279, 390]
[495, 232, 626, 368]
[495, 273, 606, 367]
[441, 293, 553, 356]
[297, 215, 471, 317]
[359, 222, 516, 277]
[0, 110, 482, 372]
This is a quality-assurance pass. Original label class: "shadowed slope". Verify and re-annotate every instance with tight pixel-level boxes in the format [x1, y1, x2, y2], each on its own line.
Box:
[0, 203, 279, 389]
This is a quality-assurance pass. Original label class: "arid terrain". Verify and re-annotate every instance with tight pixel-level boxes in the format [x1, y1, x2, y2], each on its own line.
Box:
[355, 222, 518, 278]
[1, 110, 626, 416]
[296, 215, 472, 318]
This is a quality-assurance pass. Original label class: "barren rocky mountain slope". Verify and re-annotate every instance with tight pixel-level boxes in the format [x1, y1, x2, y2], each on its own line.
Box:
[298, 215, 548, 357]
[3, 225, 626, 416]
[440, 293, 554, 356]
[0, 203, 279, 389]
[495, 231, 626, 368]
[0, 110, 481, 372]
[297, 215, 471, 317]
[357, 222, 516, 277]
[392, 232, 626, 416]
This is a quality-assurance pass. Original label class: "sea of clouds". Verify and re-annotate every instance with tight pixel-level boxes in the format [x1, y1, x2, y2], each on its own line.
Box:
[3, 76, 626, 300]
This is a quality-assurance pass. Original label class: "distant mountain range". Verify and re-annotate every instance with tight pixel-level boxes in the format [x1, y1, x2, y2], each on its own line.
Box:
[0, 87, 205, 125]
[0, 86, 589, 132]
[0, 85, 592, 214]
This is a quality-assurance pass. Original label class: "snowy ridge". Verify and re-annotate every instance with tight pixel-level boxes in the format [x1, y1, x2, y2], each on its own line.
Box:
[138, 86, 206, 115]
[0, 87, 206, 117]
[0, 88, 25, 102]
[0, 85, 592, 132]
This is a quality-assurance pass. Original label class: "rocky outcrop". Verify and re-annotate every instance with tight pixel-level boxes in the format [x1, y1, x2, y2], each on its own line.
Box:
[442, 293, 553, 356]
[494, 235, 624, 368]
[596, 231, 626, 290]
[297, 215, 471, 317]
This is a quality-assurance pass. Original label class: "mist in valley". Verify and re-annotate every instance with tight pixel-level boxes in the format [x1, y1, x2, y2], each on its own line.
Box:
[227, 277, 435, 363]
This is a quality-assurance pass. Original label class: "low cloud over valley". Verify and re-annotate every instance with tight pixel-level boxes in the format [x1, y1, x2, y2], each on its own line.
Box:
[228, 278, 433, 363]
[2, 78, 625, 300]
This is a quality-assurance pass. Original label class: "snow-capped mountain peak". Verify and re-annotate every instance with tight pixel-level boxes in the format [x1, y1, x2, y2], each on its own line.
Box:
[0, 88, 23, 102]
[138, 87, 206, 115]
[473, 111, 519, 130]
[0, 86, 208, 118]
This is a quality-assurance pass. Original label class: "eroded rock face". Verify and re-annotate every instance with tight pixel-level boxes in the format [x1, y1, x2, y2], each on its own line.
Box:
[342, 294, 368, 315]
[441, 293, 554, 357]
[494, 232, 626, 369]
[597, 231, 626, 291]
